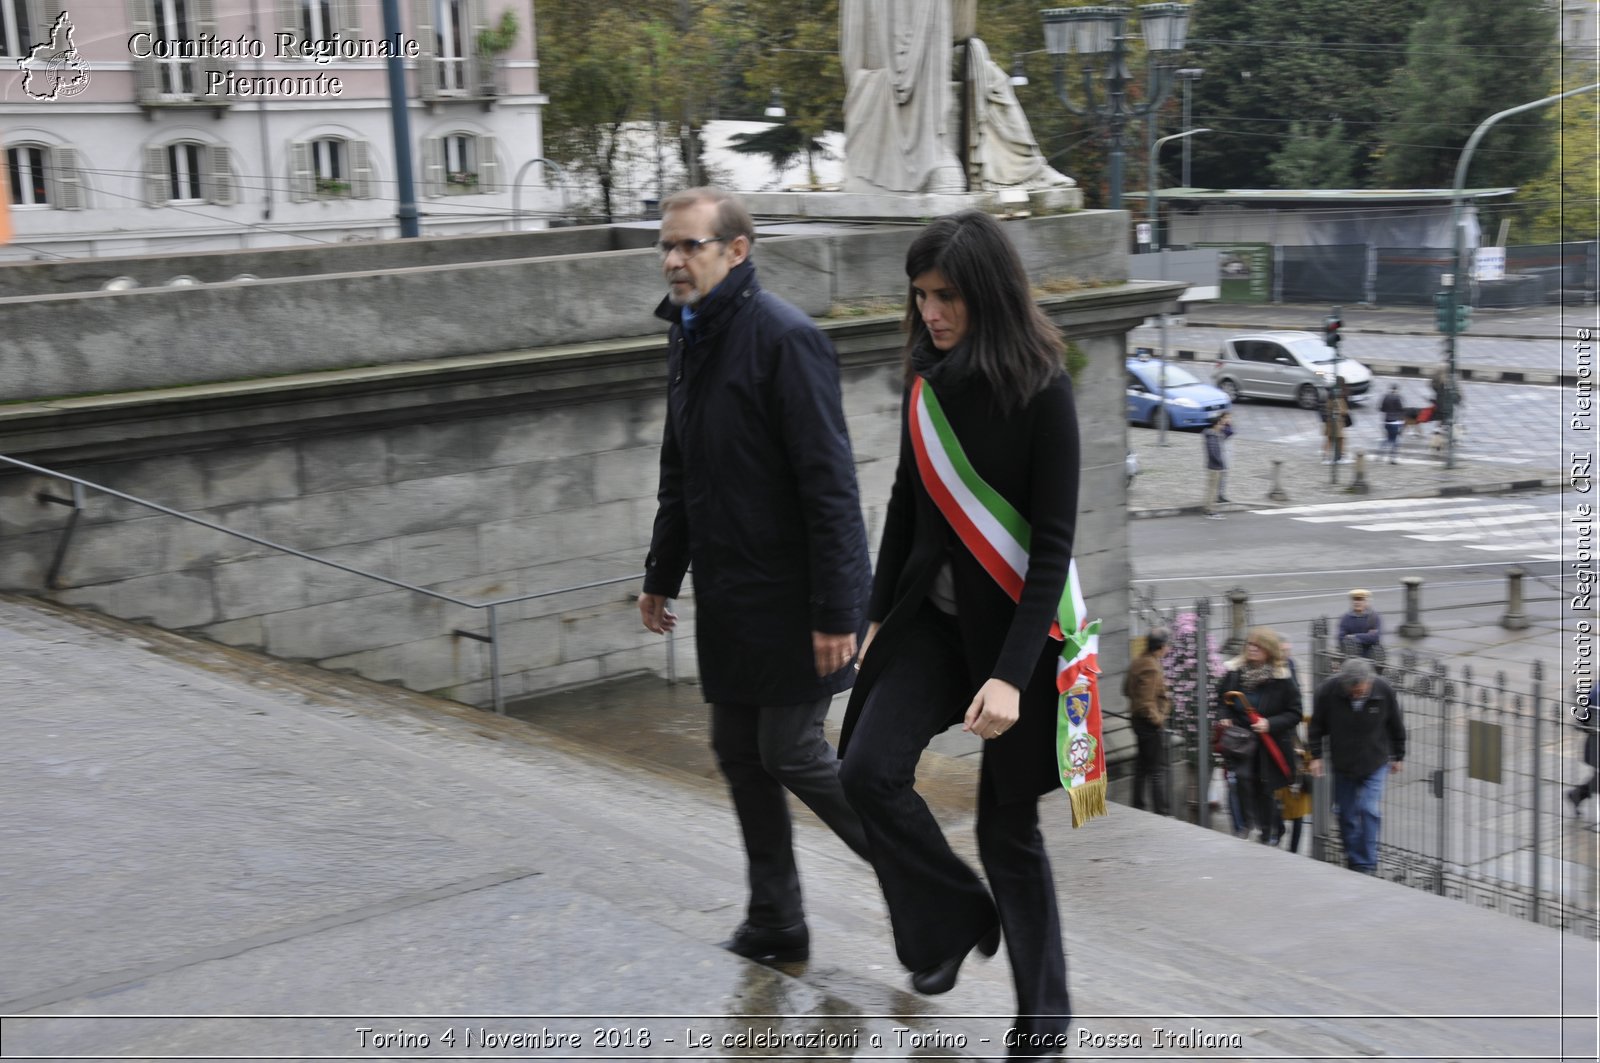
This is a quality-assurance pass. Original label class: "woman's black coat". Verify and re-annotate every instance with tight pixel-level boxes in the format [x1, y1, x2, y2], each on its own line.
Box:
[840, 370, 1080, 804]
[1215, 660, 1302, 792]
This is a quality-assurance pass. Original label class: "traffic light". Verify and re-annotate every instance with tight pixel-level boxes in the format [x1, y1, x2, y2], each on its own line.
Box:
[1434, 292, 1472, 334]
[1323, 309, 1342, 349]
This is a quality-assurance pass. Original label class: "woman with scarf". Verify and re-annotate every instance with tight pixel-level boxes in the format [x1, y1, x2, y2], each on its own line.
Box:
[839, 210, 1080, 1058]
[1214, 627, 1302, 845]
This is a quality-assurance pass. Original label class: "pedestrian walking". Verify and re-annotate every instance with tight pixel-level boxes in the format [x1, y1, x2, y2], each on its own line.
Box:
[637, 186, 872, 964]
[1125, 627, 1171, 816]
[839, 209, 1082, 1055]
[1203, 412, 1231, 519]
[1379, 384, 1405, 464]
[1309, 657, 1406, 875]
[1214, 627, 1301, 845]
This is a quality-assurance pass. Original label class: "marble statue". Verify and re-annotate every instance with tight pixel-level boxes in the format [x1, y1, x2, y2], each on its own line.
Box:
[963, 37, 1075, 192]
[840, 0, 964, 194]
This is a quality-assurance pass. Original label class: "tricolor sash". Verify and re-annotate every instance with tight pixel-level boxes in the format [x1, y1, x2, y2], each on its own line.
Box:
[909, 377, 1105, 827]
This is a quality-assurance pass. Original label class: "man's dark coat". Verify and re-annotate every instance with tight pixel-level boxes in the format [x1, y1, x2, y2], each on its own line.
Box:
[643, 259, 870, 707]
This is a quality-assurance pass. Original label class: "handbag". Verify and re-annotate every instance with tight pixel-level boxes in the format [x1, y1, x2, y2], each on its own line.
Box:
[1214, 721, 1257, 762]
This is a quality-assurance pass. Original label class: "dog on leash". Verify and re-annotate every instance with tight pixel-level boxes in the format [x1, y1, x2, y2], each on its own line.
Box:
[1427, 419, 1465, 454]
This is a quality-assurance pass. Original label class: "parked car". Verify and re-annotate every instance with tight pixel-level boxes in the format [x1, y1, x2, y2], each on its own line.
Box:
[1125, 356, 1232, 429]
[1210, 331, 1372, 410]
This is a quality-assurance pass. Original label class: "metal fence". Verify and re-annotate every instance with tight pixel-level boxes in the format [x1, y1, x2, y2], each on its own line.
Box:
[1305, 622, 1597, 939]
[1142, 594, 1597, 939]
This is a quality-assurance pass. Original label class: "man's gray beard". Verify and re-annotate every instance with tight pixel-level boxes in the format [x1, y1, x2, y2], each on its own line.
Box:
[667, 287, 702, 307]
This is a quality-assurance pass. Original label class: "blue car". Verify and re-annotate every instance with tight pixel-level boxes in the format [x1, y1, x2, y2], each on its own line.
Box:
[1125, 357, 1232, 429]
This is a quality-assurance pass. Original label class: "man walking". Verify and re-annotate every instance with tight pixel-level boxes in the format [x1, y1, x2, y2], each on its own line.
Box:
[637, 187, 872, 964]
[1124, 627, 1172, 815]
[1379, 384, 1405, 464]
[1308, 657, 1405, 875]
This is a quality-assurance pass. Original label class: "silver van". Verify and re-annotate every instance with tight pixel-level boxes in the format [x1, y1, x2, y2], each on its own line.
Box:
[1210, 331, 1372, 409]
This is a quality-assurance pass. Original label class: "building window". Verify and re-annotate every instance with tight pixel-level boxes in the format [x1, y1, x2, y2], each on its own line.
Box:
[168, 143, 203, 202]
[0, 0, 33, 57]
[434, 0, 466, 93]
[289, 137, 374, 201]
[154, 0, 196, 96]
[7, 145, 46, 205]
[422, 132, 498, 197]
[302, 0, 332, 39]
[311, 137, 348, 196]
[5, 144, 84, 209]
[144, 142, 234, 206]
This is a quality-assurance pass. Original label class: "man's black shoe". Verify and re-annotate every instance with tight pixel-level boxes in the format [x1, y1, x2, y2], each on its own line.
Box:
[1569, 787, 1587, 817]
[720, 921, 809, 963]
[911, 924, 1000, 995]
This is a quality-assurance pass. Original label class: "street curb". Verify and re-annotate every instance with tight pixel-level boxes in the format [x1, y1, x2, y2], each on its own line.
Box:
[1129, 475, 1566, 519]
[1162, 349, 1577, 388]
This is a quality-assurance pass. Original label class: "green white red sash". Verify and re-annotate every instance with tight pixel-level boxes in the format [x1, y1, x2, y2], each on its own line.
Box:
[909, 377, 1106, 827]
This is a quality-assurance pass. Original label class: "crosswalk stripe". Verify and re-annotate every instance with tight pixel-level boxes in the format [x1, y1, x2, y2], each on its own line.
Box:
[1351, 512, 1554, 533]
[1282, 503, 1535, 524]
[1263, 497, 1513, 516]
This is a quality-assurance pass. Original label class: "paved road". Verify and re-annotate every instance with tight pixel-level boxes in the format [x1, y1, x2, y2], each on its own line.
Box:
[1130, 321, 1584, 377]
[1128, 377, 1572, 484]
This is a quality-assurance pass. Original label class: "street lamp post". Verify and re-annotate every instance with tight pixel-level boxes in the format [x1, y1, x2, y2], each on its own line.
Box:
[1148, 127, 1210, 446]
[1443, 81, 1599, 470]
[1040, 3, 1193, 211]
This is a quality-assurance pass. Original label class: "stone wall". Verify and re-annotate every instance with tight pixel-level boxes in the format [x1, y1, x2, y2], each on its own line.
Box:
[0, 282, 1175, 711]
[0, 212, 1127, 402]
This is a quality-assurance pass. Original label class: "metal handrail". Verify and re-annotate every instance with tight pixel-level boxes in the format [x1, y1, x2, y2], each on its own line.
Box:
[0, 453, 667, 713]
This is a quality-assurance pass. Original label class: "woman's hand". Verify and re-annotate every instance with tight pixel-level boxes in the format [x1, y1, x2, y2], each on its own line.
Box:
[1251, 718, 1269, 734]
[854, 621, 881, 671]
[963, 678, 1021, 741]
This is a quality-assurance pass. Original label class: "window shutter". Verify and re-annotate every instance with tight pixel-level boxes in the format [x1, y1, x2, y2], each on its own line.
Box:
[475, 134, 498, 193]
[421, 135, 443, 197]
[464, 0, 487, 96]
[411, 0, 436, 98]
[204, 144, 235, 205]
[46, 146, 83, 209]
[349, 139, 374, 199]
[276, 0, 300, 45]
[128, 0, 159, 102]
[336, 0, 361, 36]
[38, 0, 65, 38]
[192, 0, 227, 92]
[143, 145, 169, 206]
[289, 140, 313, 202]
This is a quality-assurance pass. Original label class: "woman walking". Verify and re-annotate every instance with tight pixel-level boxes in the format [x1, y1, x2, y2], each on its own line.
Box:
[1214, 627, 1302, 844]
[840, 210, 1081, 1058]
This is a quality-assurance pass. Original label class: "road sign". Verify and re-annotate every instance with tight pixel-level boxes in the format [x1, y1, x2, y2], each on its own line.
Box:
[1474, 246, 1506, 281]
[1136, 222, 1151, 245]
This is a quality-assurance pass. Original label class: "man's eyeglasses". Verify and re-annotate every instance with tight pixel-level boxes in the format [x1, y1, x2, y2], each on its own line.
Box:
[657, 236, 727, 259]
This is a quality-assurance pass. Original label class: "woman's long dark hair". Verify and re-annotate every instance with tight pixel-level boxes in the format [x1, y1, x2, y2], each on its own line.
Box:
[901, 209, 1063, 413]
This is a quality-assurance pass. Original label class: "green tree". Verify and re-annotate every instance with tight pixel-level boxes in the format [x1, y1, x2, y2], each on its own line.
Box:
[1269, 120, 1356, 188]
[1517, 81, 1599, 243]
[1376, 0, 1558, 188]
[1184, 0, 1427, 190]
[740, 0, 841, 187]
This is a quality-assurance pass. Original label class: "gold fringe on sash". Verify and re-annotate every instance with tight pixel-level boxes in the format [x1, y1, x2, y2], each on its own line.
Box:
[1067, 777, 1108, 828]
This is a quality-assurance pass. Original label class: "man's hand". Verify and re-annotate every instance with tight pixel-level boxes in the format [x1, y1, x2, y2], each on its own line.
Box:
[1309, 757, 1323, 778]
[638, 593, 677, 634]
[813, 631, 857, 677]
[963, 678, 1021, 741]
